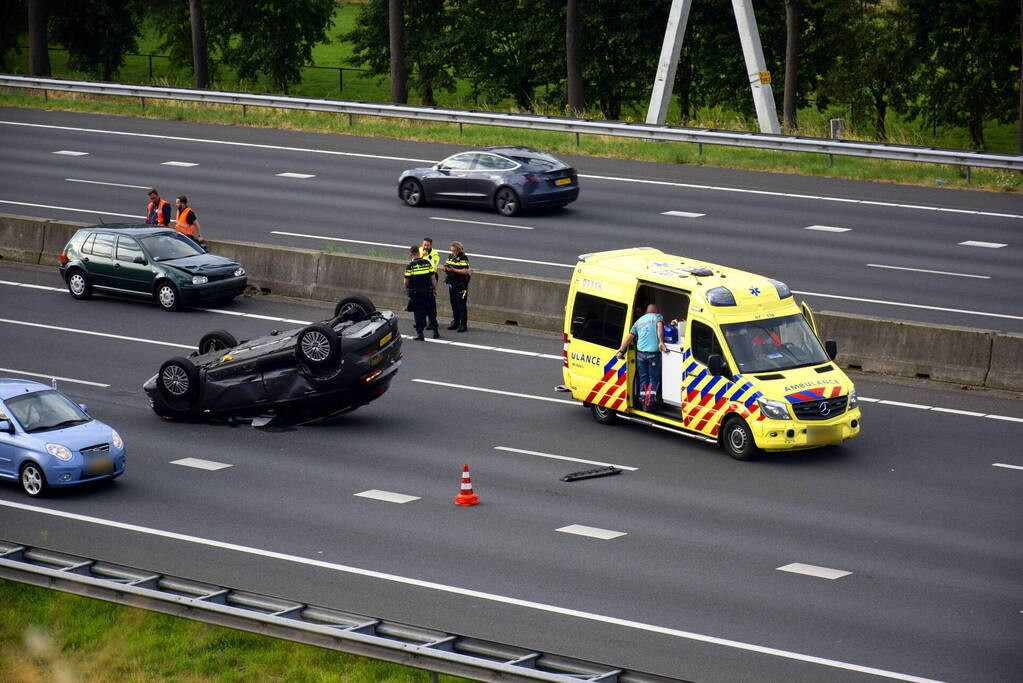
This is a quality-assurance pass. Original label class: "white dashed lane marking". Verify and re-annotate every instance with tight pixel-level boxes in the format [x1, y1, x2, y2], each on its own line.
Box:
[494, 446, 638, 471]
[867, 264, 990, 279]
[805, 225, 850, 232]
[429, 216, 535, 231]
[275, 172, 316, 179]
[66, 178, 150, 189]
[958, 240, 1007, 249]
[556, 525, 627, 540]
[354, 490, 421, 504]
[171, 458, 232, 471]
[661, 210, 706, 218]
[0, 200, 139, 219]
[161, 161, 198, 167]
[777, 563, 851, 580]
[0, 367, 109, 388]
[992, 463, 1023, 471]
[52, 150, 88, 156]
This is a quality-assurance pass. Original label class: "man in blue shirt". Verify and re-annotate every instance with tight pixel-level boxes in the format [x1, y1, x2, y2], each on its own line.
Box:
[616, 304, 666, 411]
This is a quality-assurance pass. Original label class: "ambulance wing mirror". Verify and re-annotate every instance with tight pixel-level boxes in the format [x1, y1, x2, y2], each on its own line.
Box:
[708, 354, 729, 377]
[825, 340, 838, 361]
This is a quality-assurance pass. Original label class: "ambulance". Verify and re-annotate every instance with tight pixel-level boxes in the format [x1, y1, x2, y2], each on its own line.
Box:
[562, 248, 860, 459]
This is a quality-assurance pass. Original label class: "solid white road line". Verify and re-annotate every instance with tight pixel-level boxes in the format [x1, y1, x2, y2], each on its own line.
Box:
[661, 210, 705, 218]
[0, 318, 193, 349]
[777, 563, 852, 580]
[272, 231, 574, 268]
[930, 407, 985, 417]
[0, 280, 65, 292]
[866, 264, 990, 279]
[992, 463, 1023, 471]
[170, 458, 232, 471]
[879, 400, 932, 410]
[411, 379, 578, 405]
[275, 172, 316, 179]
[805, 225, 851, 232]
[494, 446, 638, 471]
[0, 367, 109, 388]
[52, 150, 88, 156]
[66, 178, 151, 189]
[984, 414, 1023, 423]
[0, 199, 140, 219]
[161, 161, 198, 167]
[10, 119, 1020, 222]
[0, 499, 949, 683]
[429, 216, 535, 230]
[958, 241, 1007, 249]
[556, 524, 627, 540]
[791, 290, 1023, 321]
[354, 490, 421, 504]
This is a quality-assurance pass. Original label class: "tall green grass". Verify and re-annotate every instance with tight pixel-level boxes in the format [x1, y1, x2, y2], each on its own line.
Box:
[0, 580, 472, 682]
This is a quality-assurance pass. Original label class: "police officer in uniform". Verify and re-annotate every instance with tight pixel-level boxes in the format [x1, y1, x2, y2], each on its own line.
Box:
[421, 237, 441, 275]
[404, 245, 440, 340]
[443, 241, 470, 332]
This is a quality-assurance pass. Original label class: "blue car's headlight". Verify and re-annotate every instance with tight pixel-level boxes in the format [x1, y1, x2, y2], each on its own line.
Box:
[112, 430, 123, 450]
[46, 443, 73, 461]
[192, 275, 209, 285]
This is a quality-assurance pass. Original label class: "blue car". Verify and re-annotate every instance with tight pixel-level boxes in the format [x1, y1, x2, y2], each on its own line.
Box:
[398, 146, 580, 216]
[0, 379, 125, 497]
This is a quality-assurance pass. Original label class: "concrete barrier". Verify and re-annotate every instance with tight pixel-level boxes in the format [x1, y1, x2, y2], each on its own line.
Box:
[2, 213, 1020, 392]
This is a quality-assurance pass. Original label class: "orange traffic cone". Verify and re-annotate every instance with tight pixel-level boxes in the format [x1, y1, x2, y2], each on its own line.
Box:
[454, 463, 479, 506]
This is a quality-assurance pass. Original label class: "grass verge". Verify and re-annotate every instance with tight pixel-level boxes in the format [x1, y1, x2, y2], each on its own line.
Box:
[0, 579, 472, 682]
[2, 89, 1020, 194]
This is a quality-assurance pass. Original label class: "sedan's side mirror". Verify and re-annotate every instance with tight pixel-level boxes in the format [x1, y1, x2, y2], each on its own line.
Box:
[134, 256, 147, 265]
[78, 403, 89, 415]
[708, 354, 729, 377]
[0, 419, 13, 434]
[825, 340, 837, 360]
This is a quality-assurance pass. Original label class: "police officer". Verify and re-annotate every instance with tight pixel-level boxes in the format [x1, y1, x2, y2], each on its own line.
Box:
[146, 188, 171, 226]
[404, 245, 440, 340]
[443, 241, 471, 332]
[174, 195, 205, 246]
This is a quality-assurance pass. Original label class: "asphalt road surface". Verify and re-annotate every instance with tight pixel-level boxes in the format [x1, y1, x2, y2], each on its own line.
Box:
[0, 261, 1021, 682]
[0, 107, 1021, 333]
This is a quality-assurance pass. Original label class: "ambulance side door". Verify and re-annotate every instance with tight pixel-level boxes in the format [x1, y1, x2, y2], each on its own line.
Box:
[680, 318, 732, 434]
[567, 292, 631, 411]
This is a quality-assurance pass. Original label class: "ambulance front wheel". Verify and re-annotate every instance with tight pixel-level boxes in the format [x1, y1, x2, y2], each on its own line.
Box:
[589, 403, 618, 425]
[722, 416, 760, 461]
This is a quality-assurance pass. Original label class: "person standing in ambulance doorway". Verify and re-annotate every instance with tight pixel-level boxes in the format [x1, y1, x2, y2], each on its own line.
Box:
[616, 304, 666, 411]
[443, 241, 470, 332]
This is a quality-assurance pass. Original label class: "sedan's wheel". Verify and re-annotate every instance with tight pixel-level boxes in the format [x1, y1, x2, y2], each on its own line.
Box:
[198, 330, 238, 354]
[67, 269, 93, 300]
[400, 178, 426, 207]
[20, 463, 48, 497]
[722, 416, 760, 461]
[159, 357, 199, 401]
[495, 187, 520, 217]
[155, 281, 181, 311]
[589, 402, 618, 425]
[334, 295, 376, 322]
[296, 323, 339, 365]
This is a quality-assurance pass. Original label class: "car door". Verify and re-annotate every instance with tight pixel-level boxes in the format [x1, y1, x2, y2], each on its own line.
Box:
[680, 318, 732, 435]
[467, 153, 517, 203]
[82, 232, 118, 289]
[424, 153, 477, 201]
[113, 235, 156, 294]
[567, 291, 632, 412]
[0, 400, 19, 478]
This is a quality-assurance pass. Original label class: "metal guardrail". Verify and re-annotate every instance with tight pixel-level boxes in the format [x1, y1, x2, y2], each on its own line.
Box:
[3, 75, 1021, 171]
[0, 541, 685, 683]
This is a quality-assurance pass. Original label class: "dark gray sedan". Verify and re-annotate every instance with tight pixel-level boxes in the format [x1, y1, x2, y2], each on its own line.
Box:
[398, 146, 579, 216]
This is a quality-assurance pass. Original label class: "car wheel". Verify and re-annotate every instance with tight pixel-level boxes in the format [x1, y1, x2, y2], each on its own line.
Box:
[20, 462, 48, 497]
[722, 416, 760, 461]
[155, 281, 181, 311]
[198, 330, 238, 354]
[494, 187, 521, 217]
[334, 295, 376, 322]
[66, 268, 93, 300]
[159, 357, 199, 401]
[589, 402, 618, 425]
[400, 178, 427, 207]
[295, 323, 339, 365]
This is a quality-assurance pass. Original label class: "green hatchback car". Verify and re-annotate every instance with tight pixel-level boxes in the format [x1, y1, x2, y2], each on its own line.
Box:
[59, 225, 247, 311]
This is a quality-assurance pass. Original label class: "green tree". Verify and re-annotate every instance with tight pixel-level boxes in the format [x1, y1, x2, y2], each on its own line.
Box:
[49, 0, 141, 81]
[1, 0, 27, 72]
[905, 0, 1020, 149]
[345, 0, 453, 105]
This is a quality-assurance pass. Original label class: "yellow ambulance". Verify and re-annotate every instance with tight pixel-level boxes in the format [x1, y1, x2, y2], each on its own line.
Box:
[562, 248, 860, 459]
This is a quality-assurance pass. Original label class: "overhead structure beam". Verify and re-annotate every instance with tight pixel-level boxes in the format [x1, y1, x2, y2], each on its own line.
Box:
[645, 0, 693, 126]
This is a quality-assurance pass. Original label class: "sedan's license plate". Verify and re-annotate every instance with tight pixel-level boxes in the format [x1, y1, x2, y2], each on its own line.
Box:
[555, 177, 572, 186]
[379, 333, 392, 347]
[84, 455, 114, 477]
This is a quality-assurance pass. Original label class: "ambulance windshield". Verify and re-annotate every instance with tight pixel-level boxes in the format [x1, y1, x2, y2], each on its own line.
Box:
[721, 314, 829, 373]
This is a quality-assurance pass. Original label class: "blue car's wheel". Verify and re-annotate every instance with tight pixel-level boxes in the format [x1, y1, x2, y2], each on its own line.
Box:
[400, 178, 426, 207]
[20, 462, 48, 497]
[495, 187, 520, 216]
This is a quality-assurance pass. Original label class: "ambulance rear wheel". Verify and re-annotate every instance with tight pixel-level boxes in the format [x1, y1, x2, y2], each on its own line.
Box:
[722, 416, 760, 461]
[589, 403, 618, 425]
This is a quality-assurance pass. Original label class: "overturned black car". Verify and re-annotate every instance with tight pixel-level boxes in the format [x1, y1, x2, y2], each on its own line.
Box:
[144, 296, 401, 422]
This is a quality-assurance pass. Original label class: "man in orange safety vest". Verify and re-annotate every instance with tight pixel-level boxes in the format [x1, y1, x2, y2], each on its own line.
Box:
[174, 195, 205, 246]
[146, 188, 171, 226]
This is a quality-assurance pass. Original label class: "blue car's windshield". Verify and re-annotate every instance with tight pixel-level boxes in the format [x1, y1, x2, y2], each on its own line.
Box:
[141, 233, 204, 261]
[6, 390, 91, 433]
[721, 314, 830, 373]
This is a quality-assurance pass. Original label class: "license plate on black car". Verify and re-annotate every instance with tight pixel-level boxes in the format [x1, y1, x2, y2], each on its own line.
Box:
[556, 178, 572, 186]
